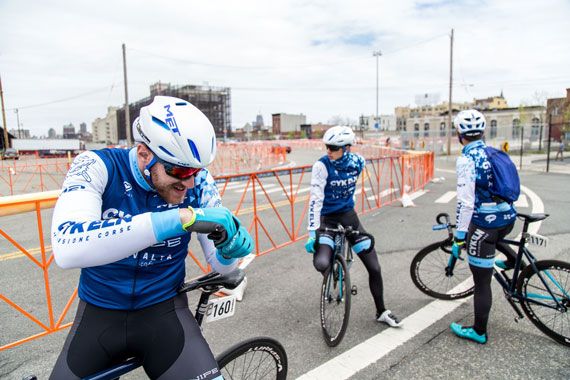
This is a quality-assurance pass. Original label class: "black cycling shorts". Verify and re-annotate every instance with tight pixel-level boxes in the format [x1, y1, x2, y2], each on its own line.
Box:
[50, 294, 221, 380]
[317, 209, 373, 254]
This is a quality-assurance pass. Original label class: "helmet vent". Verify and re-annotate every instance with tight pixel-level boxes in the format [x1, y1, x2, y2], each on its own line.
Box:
[152, 116, 169, 131]
[187, 139, 202, 163]
[175, 102, 187, 106]
[158, 146, 175, 158]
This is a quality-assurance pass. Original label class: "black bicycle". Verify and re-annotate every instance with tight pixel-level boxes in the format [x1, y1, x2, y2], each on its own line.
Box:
[319, 224, 372, 347]
[26, 269, 288, 380]
[410, 212, 570, 347]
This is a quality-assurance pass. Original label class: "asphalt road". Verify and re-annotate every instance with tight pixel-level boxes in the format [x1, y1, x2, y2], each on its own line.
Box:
[1, 150, 569, 379]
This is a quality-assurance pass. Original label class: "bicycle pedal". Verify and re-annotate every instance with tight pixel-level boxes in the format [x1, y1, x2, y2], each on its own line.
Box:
[351, 285, 358, 295]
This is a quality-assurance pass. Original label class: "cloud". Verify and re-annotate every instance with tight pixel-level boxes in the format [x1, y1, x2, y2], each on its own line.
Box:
[0, 0, 569, 136]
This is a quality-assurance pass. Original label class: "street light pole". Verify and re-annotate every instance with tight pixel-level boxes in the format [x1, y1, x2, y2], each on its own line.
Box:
[546, 107, 558, 173]
[14, 108, 21, 138]
[373, 50, 382, 132]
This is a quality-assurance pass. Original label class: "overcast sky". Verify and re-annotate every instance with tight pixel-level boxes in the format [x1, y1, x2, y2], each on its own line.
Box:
[1, 0, 569, 136]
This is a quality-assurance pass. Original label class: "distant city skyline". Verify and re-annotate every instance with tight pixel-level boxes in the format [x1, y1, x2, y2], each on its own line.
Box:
[1, 0, 569, 136]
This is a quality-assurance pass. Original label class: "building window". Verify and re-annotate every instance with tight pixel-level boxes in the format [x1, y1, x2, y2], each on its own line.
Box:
[440, 122, 446, 137]
[424, 122, 430, 137]
[512, 119, 521, 139]
[531, 117, 540, 140]
[414, 123, 420, 138]
[490, 120, 497, 139]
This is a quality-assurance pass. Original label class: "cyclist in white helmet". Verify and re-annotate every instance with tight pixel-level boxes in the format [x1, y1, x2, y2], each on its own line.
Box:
[305, 126, 402, 327]
[449, 109, 517, 344]
[50, 96, 252, 379]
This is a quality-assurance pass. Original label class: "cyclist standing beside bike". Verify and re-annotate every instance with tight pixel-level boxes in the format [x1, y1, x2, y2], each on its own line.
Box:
[450, 109, 517, 344]
[305, 126, 402, 327]
[49, 96, 253, 379]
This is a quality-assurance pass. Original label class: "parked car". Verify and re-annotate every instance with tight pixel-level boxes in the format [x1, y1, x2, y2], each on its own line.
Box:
[1, 148, 19, 160]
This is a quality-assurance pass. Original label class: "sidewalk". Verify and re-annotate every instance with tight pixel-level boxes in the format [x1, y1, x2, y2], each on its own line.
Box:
[518, 153, 570, 174]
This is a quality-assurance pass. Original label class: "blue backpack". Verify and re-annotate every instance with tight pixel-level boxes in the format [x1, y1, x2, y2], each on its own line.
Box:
[484, 146, 520, 203]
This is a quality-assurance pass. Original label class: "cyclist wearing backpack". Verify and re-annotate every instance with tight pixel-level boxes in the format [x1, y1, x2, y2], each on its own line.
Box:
[305, 126, 402, 327]
[49, 96, 253, 379]
[450, 109, 518, 344]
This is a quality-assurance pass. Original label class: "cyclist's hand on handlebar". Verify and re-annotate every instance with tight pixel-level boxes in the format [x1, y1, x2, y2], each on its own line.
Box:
[181, 207, 239, 245]
[305, 231, 316, 254]
[451, 231, 466, 259]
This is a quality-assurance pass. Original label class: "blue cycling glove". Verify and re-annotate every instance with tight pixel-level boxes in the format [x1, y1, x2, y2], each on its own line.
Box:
[305, 230, 316, 254]
[451, 231, 466, 259]
[182, 207, 238, 246]
[217, 225, 254, 259]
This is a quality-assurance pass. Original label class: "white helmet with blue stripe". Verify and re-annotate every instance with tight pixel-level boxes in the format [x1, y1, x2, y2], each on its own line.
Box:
[133, 96, 216, 168]
[454, 109, 486, 137]
[322, 126, 355, 146]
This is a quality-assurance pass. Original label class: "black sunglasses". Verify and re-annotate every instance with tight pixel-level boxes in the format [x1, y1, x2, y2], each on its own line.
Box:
[325, 144, 342, 152]
[155, 156, 201, 180]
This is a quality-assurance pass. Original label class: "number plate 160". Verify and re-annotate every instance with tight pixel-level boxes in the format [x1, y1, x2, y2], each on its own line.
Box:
[204, 295, 237, 323]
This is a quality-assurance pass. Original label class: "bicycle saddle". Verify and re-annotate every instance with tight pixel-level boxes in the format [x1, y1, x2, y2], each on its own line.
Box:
[179, 269, 245, 293]
[517, 213, 549, 223]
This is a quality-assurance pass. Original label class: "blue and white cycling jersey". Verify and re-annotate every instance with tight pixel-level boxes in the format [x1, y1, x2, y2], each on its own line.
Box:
[308, 151, 365, 231]
[51, 148, 238, 310]
[456, 140, 516, 233]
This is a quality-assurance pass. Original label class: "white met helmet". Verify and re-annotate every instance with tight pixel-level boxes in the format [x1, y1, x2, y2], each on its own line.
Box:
[322, 126, 355, 146]
[454, 109, 486, 136]
[133, 96, 216, 168]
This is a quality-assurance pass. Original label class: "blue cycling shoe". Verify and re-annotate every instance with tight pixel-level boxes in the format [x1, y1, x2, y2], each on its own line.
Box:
[450, 322, 487, 344]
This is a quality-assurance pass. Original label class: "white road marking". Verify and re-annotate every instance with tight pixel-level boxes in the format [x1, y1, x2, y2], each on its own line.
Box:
[514, 194, 529, 208]
[368, 188, 398, 200]
[236, 183, 276, 193]
[297, 185, 543, 380]
[435, 191, 456, 204]
[408, 190, 428, 201]
[354, 187, 371, 195]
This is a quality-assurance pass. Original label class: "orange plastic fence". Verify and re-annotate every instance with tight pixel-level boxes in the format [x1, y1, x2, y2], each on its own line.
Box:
[0, 143, 291, 196]
[0, 150, 433, 351]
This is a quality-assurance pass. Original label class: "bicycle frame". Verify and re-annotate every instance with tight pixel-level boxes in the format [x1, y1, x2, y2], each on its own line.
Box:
[322, 225, 356, 301]
[498, 236, 569, 312]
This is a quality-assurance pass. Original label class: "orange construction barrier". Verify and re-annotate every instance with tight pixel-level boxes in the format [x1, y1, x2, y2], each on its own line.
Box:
[1, 150, 433, 351]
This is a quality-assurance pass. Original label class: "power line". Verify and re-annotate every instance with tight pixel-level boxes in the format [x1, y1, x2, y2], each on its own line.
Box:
[6, 85, 119, 111]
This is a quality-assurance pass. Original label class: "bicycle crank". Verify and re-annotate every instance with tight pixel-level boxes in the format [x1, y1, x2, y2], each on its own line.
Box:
[351, 285, 358, 295]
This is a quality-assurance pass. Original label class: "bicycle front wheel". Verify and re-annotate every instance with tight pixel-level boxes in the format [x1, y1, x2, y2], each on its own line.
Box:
[517, 260, 570, 347]
[216, 337, 288, 380]
[320, 255, 351, 347]
[410, 240, 474, 300]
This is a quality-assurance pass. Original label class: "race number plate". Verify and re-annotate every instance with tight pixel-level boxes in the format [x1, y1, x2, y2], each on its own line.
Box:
[526, 233, 548, 248]
[204, 295, 237, 323]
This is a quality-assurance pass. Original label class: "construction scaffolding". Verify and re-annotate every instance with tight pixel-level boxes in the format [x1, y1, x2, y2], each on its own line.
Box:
[116, 82, 232, 140]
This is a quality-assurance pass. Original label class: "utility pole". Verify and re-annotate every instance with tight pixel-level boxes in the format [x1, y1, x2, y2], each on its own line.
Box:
[446, 28, 454, 156]
[122, 43, 132, 146]
[0, 75, 9, 149]
[373, 50, 382, 131]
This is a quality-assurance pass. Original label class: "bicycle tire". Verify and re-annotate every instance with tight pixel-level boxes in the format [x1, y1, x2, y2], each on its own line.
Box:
[516, 260, 570, 347]
[216, 337, 288, 380]
[320, 255, 351, 347]
[410, 240, 475, 300]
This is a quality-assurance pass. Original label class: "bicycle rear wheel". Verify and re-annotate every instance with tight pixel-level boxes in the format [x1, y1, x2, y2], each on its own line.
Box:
[517, 260, 570, 347]
[410, 240, 474, 300]
[216, 337, 288, 380]
[320, 256, 351, 347]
